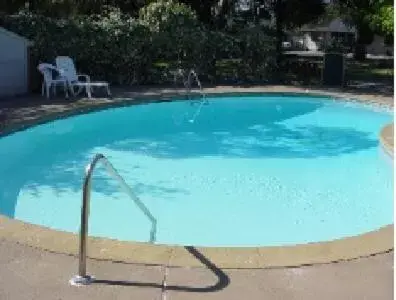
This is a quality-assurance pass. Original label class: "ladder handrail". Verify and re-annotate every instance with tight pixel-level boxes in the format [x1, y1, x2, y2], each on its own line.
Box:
[187, 70, 202, 92]
[172, 68, 206, 101]
[186, 69, 206, 101]
[70, 153, 157, 285]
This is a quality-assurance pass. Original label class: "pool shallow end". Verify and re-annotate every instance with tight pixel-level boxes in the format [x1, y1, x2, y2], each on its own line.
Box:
[0, 215, 392, 268]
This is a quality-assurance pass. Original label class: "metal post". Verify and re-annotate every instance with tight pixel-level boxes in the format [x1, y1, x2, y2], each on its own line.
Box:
[69, 155, 104, 286]
[69, 153, 156, 286]
[78, 175, 93, 280]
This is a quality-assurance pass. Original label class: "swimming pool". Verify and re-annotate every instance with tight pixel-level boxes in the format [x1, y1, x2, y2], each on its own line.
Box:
[0, 95, 393, 247]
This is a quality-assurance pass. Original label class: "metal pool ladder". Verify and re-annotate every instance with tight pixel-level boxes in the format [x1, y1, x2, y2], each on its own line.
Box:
[173, 68, 206, 103]
[69, 153, 157, 286]
[186, 69, 206, 103]
[183, 70, 208, 123]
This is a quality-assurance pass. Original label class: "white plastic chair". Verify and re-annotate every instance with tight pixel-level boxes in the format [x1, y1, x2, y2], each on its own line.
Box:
[37, 63, 69, 99]
[55, 56, 111, 99]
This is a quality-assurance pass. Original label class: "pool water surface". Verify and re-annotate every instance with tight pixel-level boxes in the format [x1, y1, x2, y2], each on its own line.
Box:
[0, 95, 393, 246]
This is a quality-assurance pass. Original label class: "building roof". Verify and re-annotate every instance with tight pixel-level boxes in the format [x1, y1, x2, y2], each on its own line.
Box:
[300, 18, 356, 33]
[0, 27, 33, 45]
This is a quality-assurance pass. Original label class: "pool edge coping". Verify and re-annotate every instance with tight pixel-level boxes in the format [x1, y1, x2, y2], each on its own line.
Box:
[0, 87, 393, 268]
[380, 123, 394, 158]
[0, 216, 393, 268]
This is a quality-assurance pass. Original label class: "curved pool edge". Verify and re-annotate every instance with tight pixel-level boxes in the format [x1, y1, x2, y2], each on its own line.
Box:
[0, 216, 393, 268]
[380, 123, 394, 158]
[0, 87, 393, 268]
[1, 89, 393, 139]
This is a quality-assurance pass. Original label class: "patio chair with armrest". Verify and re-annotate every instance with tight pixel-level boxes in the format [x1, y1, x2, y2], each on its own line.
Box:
[55, 56, 111, 99]
[37, 63, 69, 99]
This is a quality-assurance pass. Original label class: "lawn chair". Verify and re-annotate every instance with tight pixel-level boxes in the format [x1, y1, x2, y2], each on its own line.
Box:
[37, 63, 69, 99]
[55, 56, 111, 99]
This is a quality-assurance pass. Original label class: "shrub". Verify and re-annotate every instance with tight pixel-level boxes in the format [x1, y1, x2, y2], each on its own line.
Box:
[139, 0, 205, 68]
[235, 25, 277, 81]
[0, 2, 277, 88]
[1, 9, 152, 86]
[211, 25, 277, 83]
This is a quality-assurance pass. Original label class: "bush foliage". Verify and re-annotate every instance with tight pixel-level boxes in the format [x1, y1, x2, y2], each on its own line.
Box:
[0, 1, 277, 87]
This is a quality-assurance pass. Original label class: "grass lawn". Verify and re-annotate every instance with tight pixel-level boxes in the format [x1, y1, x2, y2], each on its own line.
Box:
[151, 56, 394, 86]
[346, 60, 394, 82]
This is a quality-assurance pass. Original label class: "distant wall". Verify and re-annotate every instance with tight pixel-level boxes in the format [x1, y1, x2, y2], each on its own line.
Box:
[0, 28, 30, 98]
[367, 35, 393, 56]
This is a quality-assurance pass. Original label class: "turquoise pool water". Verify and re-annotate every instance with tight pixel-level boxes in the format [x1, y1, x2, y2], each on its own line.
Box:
[0, 95, 393, 247]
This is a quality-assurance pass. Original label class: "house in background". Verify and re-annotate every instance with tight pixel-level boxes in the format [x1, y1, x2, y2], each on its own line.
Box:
[366, 35, 393, 56]
[297, 18, 356, 51]
[0, 27, 32, 98]
[289, 17, 393, 56]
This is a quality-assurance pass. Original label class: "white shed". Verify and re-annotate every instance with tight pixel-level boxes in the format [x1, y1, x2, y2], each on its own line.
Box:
[0, 27, 33, 98]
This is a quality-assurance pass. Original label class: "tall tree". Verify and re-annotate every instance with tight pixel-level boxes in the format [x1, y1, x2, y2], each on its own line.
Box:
[369, 1, 393, 37]
[178, 0, 217, 26]
[256, 0, 325, 67]
[178, 0, 235, 29]
[0, 0, 149, 16]
[332, 0, 393, 60]
[0, 0, 27, 13]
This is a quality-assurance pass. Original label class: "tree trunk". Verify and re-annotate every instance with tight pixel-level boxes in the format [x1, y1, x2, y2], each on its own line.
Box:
[29, 0, 37, 11]
[353, 23, 372, 61]
[354, 29, 367, 61]
[274, 0, 283, 82]
[275, 19, 283, 67]
[354, 44, 366, 61]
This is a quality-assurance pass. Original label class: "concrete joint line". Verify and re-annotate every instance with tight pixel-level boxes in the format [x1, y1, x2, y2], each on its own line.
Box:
[161, 265, 169, 300]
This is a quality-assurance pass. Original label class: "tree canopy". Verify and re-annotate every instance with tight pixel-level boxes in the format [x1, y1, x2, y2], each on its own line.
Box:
[264, 0, 325, 28]
[332, 0, 394, 36]
[0, 0, 149, 16]
[370, 2, 393, 36]
[254, 0, 325, 66]
[332, 0, 394, 59]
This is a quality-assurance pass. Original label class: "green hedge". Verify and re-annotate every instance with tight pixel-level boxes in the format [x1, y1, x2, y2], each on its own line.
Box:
[1, 9, 152, 87]
[1, 2, 277, 89]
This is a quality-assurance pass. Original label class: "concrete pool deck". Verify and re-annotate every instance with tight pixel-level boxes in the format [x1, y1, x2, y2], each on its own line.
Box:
[0, 85, 394, 298]
[0, 237, 393, 300]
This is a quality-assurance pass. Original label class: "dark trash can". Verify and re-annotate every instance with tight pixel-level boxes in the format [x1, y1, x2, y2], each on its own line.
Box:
[322, 53, 345, 87]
